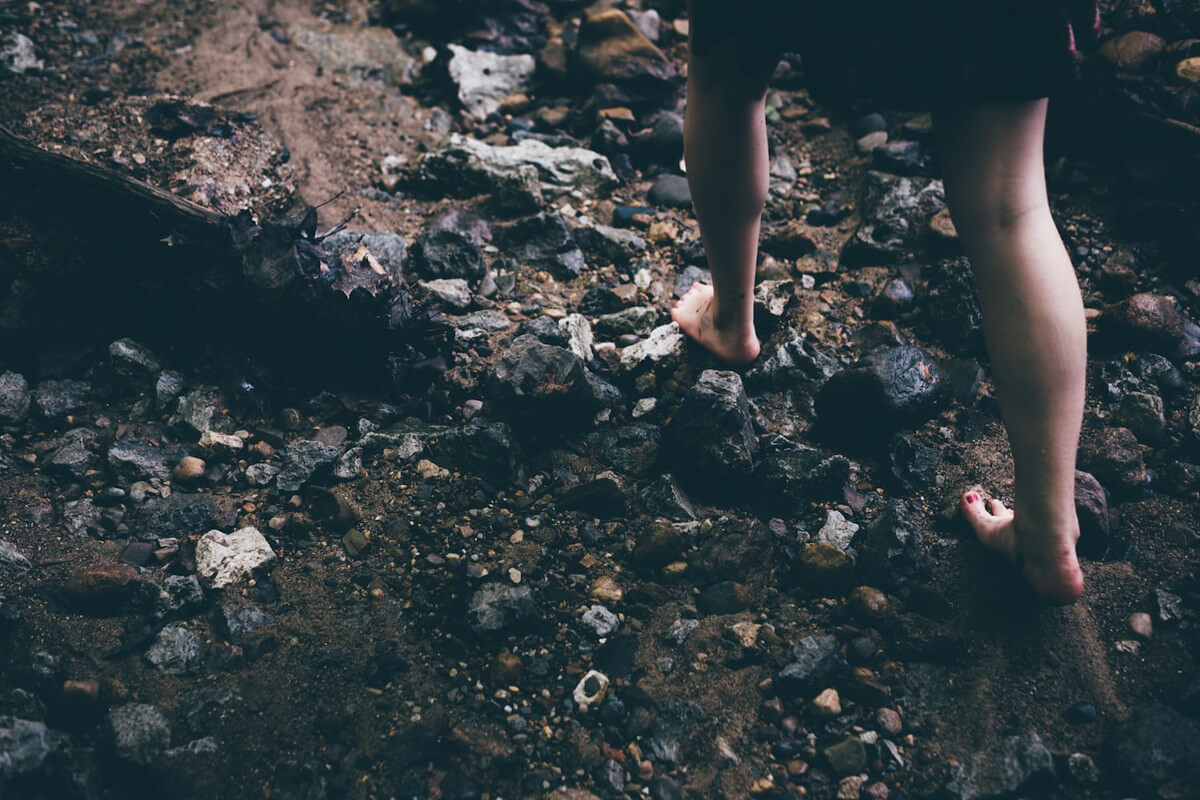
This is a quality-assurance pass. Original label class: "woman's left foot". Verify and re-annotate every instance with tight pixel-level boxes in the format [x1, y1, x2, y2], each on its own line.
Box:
[670, 282, 761, 366]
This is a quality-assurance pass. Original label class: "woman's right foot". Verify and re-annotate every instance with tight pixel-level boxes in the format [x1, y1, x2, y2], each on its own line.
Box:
[670, 282, 761, 366]
[961, 492, 1085, 605]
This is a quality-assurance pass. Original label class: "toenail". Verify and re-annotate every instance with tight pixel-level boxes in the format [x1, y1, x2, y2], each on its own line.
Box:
[965, 492, 979, 504]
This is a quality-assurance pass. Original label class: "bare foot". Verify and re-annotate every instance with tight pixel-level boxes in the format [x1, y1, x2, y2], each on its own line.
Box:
[670, 282, 761, 366]
[961, 491, 1085, 605]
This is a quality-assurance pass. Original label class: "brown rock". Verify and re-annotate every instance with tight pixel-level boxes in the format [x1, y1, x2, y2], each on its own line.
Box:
[811, 688, 842, 718]
[490, 650, 523, 685]
[928, 208, 958, 240]
[876, 707, 903, 735]
[1101, 293, 1185, 353]
[797, 542, 856, 595]
[1079, 427, 1147, 494]
[848, 586, 889, 619]
[65, 562, 143, 613]
[1074, 469, 1112, 558]
[1178, 57, 1200, 84]
[576, 9, 676, 88]
[864, 782, 890, 800]
[1129, 611, 1153, 639]
[1099, 31, 1167, 70]
[172, 455, 206, 482]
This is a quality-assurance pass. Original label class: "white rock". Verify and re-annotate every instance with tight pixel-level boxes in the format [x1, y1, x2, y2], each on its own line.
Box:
[421, 134, 617, 199]
[1, 33, 42, 75]
[446, 44, 535, 121]
[0, 539, 31, 573]
[581, 604, 620, 637]
[419, 278, 472, 309]
[619, 322, 685, 371]
[199, 430, 244, 453]
[632, 397, 657, 418]
[755, 279, 795, 317]
[572, 669, 610, 711]
[559, 313, 595, 362]
[816, 509, 859, 552]
[195, 527, 276, 589]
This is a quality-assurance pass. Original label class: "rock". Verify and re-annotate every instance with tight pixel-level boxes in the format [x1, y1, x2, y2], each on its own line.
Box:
[889, 432, 941, 491]
[1074, 470, 1113, 558]
[0, 372, 30, 424]
[426, 421, 522, 486]
[824, 737, 866, 776]
[219, 602, 274, 644]
[416, 134, 617, 200]
[520, 315, 571, 348]
[745, 329, 840, 390]
[619, 322, 686, 372]
[647, 174, 691, 209]
[575, 9, 676, 90]
[1100, 293, 1189, 356]
[945, 734, 1055, 800]
[468, 583, 538, 633]
[289, 24, 415, 84]
[560, 471, 629, 517]
[31, 379, 91, 421]
[1067, 753, 1100, 784]
[1106, 704, 1200, 794]
[841, 172, 945, 267]
[497, 212, 586, 277]
[811, 688, 842, 718]
[795, 542, 855, 594]
[43, 428, 99, 482]
[1114, 391, 1165, 443]
[411, 228, 484, 281]
[149, 575, 206, 620]
[420, 278, 472, 309]
[321, 230, 408, 282]
[195, 528, 277, 589]
[0, 540, 31, 574]
[925, 258, 983, 356]
[873, 140, 926, 175]
[1178, 57, 1200, 85]
[858, 500, 927, 589]
[755, 437, 852, 512]
[105, 703, 171, 766]
[108, 338, 161, 377]
[663, 618, 699, 646]
[755, 279, 795, 317]
[572, 669, 610, 712]
[560, 313, 595, 362]
[668, 370, 758, 488]
[169, 388, 224, 436]
[1099, 31, 1166, 71]
[595, 306, 659, 338]
[131, 493, 217, 540]
[1, 32, 42, 74]
[62, 498, 101, 537]
[492, 334, 618, 422]
[1078, 427, 1147, 495]
[0, 716, 55, 780]
[156, 370, 186, 410]
[1154, 588, 1183, 624]
[106, 437, 177, 482]
[64, 562, 143, 613]
[816, 346, 949, 439]
[639, 474, 697, 521]
[856, 130, 888, 154]
[145, 624, 204, 675]
[816, 510, 859, 551]
[697, 581, 749, 615]
[446, 44, 535, 121]
[776, 634, 841, 695]
[581, 605, 620, 637]
[1129, 612, 1153, 639]
[848, 586, 889, 619]
[876, 707, 903, 736]
[276, 439, 339, 492]
[573, 224, 647, 265]
[630, 112, 684, 167]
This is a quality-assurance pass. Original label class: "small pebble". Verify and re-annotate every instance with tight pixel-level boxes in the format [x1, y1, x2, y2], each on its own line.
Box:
[1129, 612, 1152, 640]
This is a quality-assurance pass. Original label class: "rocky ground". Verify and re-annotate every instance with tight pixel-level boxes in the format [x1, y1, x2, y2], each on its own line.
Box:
[1, 1, 1200, 799]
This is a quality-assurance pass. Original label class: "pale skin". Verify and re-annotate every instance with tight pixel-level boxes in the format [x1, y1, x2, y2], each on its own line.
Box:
[675, 34, 1087, 604]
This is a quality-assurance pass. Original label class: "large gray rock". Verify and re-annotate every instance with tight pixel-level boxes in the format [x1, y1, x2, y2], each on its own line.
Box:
[776, 634, 841, 695]
[276, 439, 339, 493]
[31, 379, 91, 421]
[618, 322, 685, 372]
[105, 703, 171, 766]
[841, 171, 945, 267]
[0, 716, 56, 780]
[108, 437, 179, 482]
[108, 338, 161, 377]
[44, 428, 100, 481]
[145, 624, 204, 675]
[0, 540, 30, 574]
[131, 493, 218, 540]
[320, 230, 407, 283]
[755, 436, 851, 513]
[496, 212, 586, 277]
[169, 388, 224, 436]
[816, 346, 949, 439]
[416, 134, 617, 200]
[492, 334, 620, 420]
[0, 372, 30, 424]
[668, 370, 758, 487]
[945, 734, 1055, 800]
[195, 527, 277, 589]
[289, 24, 416, 85]
[859, 500, 928, 589]
[447, 44, 535, 121]
[468, 583, 538, 633]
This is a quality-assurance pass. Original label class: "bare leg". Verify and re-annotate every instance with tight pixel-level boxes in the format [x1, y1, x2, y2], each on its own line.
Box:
[934, 99, 1086, 605]
[670, 28, 772, 365]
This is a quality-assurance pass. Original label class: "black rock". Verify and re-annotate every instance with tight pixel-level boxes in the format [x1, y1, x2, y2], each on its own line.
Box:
[321, 230, 407, 282]
[1074, 470, 1114, 558]
[816, 346, 949, 440]
[131, 493, 218, 541]
[410, 228, 485, 281]
[276, 439, 340, 493]
[852, 112, 888, 137]
[574, 224, 648, 265]
[155, 370, 186, 410]
[491, 334, 619, 422]
[841, 171, 945, 268]
[638, 473, 696, 520]
[859, 500, 928, 589]
[426, 421, 522, 487]
[518, 316, 570, 348]
[585, 423, 662, 476]
[1066, 702, 1099, 722]
[1078, 427, 1147, 496]
[668, 370, 758, 489]
[108, 338, 161, 379]
[467, 583, 538, 633]
[889, 433, 941, 492]
[925, 258, 984, 356]
[31, 379, 91, 421]
[776, 634, 842, 696]
[696, 581, 748, 615]
[560, 471, 629, 518]
[496, 212, 585, 277]
[218, 602, 274, 645]
[873, 140, 927, 175]
[630, 112, 684, 166]
[647, 174, 691, 209]
[612, 205, 655, 228]
[579, 285, 625, 316]
[744, 329, 840, 391]
[649, 775, 687, 800]
[1106, 704, 1200, 794]
[755, 435, 851, 512]
[872, 278, 914, 319]
[945, 733, 1056, 800]
[108, 437, 180, 482]
[0, 371, 31, 425]
[595, 758, 625, 795]
[44, 428, 100, 482]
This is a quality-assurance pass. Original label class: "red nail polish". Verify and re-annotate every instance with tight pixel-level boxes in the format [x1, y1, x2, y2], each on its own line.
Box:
[965, 492, 979, 504]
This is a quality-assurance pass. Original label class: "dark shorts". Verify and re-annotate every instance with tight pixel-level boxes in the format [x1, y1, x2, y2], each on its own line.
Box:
[688, 0, 1101, 110]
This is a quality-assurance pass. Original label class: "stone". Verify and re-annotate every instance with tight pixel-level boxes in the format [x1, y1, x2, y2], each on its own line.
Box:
[411, 228, 485, 281]
[44, 428, 99, 481]
[156, 370, 186, 409]
[426, 421, 522, 486]
[1099, 31, 1166, 71]
[416, 134, 617, 200]
[468, 583, 538, 633]
[630, 112, 684, 167]
[755, 437, 852, 513]
[131, 493, 217, 540]
[497, 212, 586, 277]
[573, 669, 610, 712]
[0, 716, 55, 780]
[668, 370, 758, 487]
[107, 437, 178, 482]
[1178, 56, 1200, 85]
[639, 474, 696, 521]
[856, 131, 888, 154]
[696, 581, 749, 615]
[1129, 612, 1153, 639]
[31, 379, 91, 421]
[149, 575, 206, 620]
[811, 688, 842, 718]
[169, 388, 224, 436]
[172, 456, 206, 483]
[575, 9, 676, 90]
[419, 278, 472, 309]
[1114, 391, 1165, 443]
[848, 586, 889, 619]
[1066, 753, 1100, 784]
[1, 32, 42, 74]
[1074, 470, 1113, 558]
[1154, 588, 1183, 624]
[333, 447, 363, 480]
[446, 44, 535, 121]
[582, 605, 620, 637]
[560, 471, 628, 517]
[1106, 704, 1200, 793]
[945, 734, 1055, 800]
[1078, 427, 1146, 495]
[573, 224, 648, 265]
[796, 542, 855, 594]
[320, 230, 407, 282]
[777, 634, 841, 695]
[755, 279, 795, 317]
[925, 258, 983, 356]
[1101, 293, 1188, 355]
[873, 140, 926, 175]
[108, 338, 161, 377]
[219, 602, 274, 644]
[276, 439, 339, 492]
[663, 618, 699, 646]
[647, 174, 691, 208]
[858, 501, 928, 589]
[145, 624, 204, 675]
[0, 372, 30, 424]
[876, 707, 903, 735]
[594, 306, 659, 338]
[289, 24, 415, 84]
[619, 322, 686, 372]
[841, 172, 945, 267]
[492, 334, 618, 421]
[0, 540, 31, 574]
[560, 313, 595, 362]
[64, 562, 143, 613]
[816, 346, 949, 439]
[816, 509, 859, 551]
[824, 737, 866, 776]
[105, 703, 171, 766]
[745, 329, 840, 390]
[889, 432, 941, 492]
[195, 528, 277, 589]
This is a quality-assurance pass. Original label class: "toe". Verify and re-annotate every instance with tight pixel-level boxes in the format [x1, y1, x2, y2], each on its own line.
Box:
[988, 498, 1014, 520]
